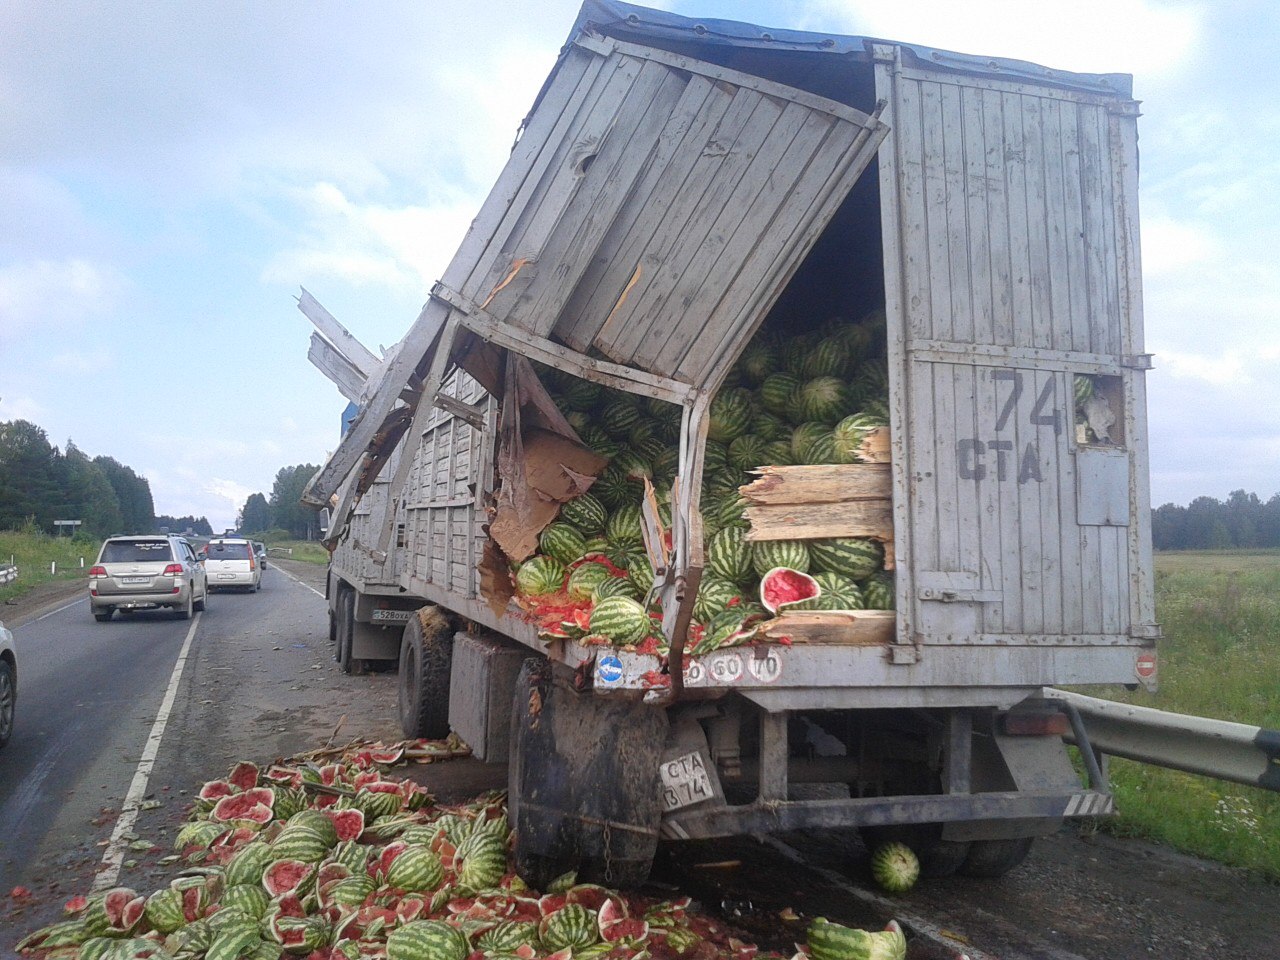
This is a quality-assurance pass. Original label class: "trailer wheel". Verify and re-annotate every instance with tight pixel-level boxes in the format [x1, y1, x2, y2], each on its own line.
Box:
[337, 589, 357, 675]
[859, 825, 971, 879]
[329, 586, 341, 662]
[959, 836, 1035, 878]
[508, 658, 666, 891]
[397, 607, 452, 739]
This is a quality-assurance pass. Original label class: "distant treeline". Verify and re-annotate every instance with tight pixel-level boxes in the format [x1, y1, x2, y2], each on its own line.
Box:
[0, 419, 156, 539]
[1153, 490, 1280, 550]
[236, 464, 322, 540]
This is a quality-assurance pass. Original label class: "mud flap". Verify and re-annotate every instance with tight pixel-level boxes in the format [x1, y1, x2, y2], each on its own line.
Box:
[509, 658, 668, 889]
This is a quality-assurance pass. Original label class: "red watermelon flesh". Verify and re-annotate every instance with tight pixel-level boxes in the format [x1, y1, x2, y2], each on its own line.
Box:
[568, 884, 617, 913]
[120, 896, 146, 931]
[513, 946, 537, 960]
[395, 896, 426, 923]
[759, 567, 820, 613]
[102, 888, 137, 927]
[538, 894, 568, 916]
[377, 841, 407, 877]
[228, 761, 259, 791]
[369, 746, 405, 765]
[198, 779, 235, 801]
[181, 887, 203, 922]
[353, 770, 381, 789]
[262, 860, 314, 897]
[210, 793, 273, 824]
[315, 863, 351, 890]
[274, 893, 305, 918]
[601, 918, 650, 943]
[264, 765, 301, 785]
[322, 808, 365, 842]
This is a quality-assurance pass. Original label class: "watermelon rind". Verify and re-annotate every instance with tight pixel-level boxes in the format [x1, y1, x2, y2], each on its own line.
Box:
[870, 842, 920, 894]
[589, 596, 649, 646]
[808, 537, 884, 581]
[387, 920, 470, 960]
[759, 567, 820, 614]
[751, 540, 810, 578]
[808, 917, 907, 960]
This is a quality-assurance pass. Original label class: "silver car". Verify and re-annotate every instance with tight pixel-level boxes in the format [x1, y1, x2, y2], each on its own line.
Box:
[89, 535, 208, 621]
[0, 620, 15, 749]
[205, 538, 262, 592]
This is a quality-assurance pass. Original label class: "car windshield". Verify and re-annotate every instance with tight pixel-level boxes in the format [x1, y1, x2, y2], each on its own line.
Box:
[209, 543, 251, 559]
[102, 540, 173, 563]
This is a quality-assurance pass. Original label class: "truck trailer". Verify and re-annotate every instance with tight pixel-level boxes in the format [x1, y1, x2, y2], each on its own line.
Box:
[301, 0, 1158, 887]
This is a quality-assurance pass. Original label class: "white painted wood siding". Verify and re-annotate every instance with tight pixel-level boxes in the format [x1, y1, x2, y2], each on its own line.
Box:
[875, 46, 1156, 650]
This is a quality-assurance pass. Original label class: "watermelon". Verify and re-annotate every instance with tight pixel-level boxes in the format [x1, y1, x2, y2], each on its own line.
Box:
[579, 425, 618, 458]
[560, 379, 601, 412]
[790, 572, 864, 611]
[702, 440, 730, 475]
[650, 445, 680, 481]
[566, 562, 612, 602]
[696, 609, 750, 653]
[802, 336, 851, 379]
[593, 576, 642, 601]
[708, 388, 754, 443]
[635, 434, 667, 462]
[601, 398, 642, 437]
[855, 358, 890, 400]
[800, 431, 838, 464]
[540, 524, 587, 565]
[612, 449, 652, 481]
[833, 412, 888, 463]
[863, 574, 895, 610]
[515, 555, 566, 597]
[221, 884, 270, 921]
[1075, 373, 1095, 407]
[386, 846, 445, 893]
[760, 373, 801, 416]
[790, 422, 830, 461]
[735, 341, 777, 384]
[225, 840, 274, 886]
[477, 921, 541, 953]
[286, 809, 340, 845]
[797, 377, 848, 423]
[560, 494, 607, 534]
[322, 875, 376, 908]
[628, 554, 656, 597]
[707, 527, 753, 585]
[760, 439, 794, 465]
[808, 538, 884, 580]
[590, 597, 649, 646]
[540, 903, 599, 951]
[456, 832, 507, 891]
[759, 568, 821, 614]
[714, 494, 749, 532]
[870, 843, 920, 893]
[727, 435, 767, 473]
[752, 409, 789, 442]
[142, 888, 186, 934]
[605, 504, 644, 547]
[808, 918, 906, 960]
[211, 789, 274, 824]
[262, 860, 315, 897]
[752, 540, 810, 578]
[592, 466, 641, 509]
[270, 827, 330, 864]
[387, 921, 471, 960]
[693, 577, 742, 622]
[565, 410, 590, 433]
[272, 916, 329, 955]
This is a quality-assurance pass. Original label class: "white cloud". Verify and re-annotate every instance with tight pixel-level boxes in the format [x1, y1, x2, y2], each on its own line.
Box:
[0, 258, 125, 342]
[1156, 349, 1247, 387]
[1140, 215, 1218, 276]
[805, 0, 1205, 77]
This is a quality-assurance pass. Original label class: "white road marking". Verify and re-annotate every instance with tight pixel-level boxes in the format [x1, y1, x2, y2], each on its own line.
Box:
[92, 612, 201, 892]
[274, 565, 326, 598]
[34, 596, 88, 622]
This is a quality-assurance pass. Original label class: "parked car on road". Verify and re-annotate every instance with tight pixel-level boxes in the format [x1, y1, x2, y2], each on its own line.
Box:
[89, 535, 208, 621]
[0, 620, 15, 749]
[205, 538, 261, 592]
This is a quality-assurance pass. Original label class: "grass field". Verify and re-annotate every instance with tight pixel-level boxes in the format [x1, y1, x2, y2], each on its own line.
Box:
[263, 539, 329, 564]
[0, 528, 96, 605]
[1086, 550, 1280, 878]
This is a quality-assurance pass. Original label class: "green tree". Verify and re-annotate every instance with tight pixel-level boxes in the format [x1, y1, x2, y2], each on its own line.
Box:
[61, 441, 124, 538]
[238, 492, 271, 534]
[93, 455, 156, 534]
[155, 515, 213, 536]
[269, 464, 321, 538]
[0, 420, 62, 530]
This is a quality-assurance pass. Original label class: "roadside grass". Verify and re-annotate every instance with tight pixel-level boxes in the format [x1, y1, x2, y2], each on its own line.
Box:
[0, 527, 97, 604]
[263, 539, 330, 565]
[1085, 550, 1280, 878]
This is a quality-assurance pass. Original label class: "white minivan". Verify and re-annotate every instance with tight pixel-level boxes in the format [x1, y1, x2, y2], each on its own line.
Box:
[205, 538, 262, 592]
[0, 620, 15, 749]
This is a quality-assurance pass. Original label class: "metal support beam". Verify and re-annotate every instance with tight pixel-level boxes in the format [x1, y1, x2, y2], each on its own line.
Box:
[946, 710, 972, 794]
[758, 711, 789, 802]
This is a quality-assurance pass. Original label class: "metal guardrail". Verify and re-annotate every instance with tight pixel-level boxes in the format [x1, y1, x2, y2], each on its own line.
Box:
[1046, 688, 1280, 793]
[0, 565, 16, 585]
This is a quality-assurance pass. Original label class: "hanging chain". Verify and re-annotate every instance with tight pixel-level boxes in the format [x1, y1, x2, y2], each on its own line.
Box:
[603, 819, 614, 884]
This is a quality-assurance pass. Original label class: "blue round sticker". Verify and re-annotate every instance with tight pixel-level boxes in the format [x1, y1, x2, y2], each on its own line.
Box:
[597, 655, 624, 684]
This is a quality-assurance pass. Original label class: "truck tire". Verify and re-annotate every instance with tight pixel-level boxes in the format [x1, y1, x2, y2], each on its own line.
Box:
[337, 589, 357, 675]
[329, 588, 341, 662]
[398, 607, 452, 739]
[859, 824, 971, 879]
[960, 836, 1035, 878]
[508, 658, 666, 890]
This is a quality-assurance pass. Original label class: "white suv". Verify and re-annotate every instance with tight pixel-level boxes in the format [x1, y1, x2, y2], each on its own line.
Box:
[205, 538, 262, 592]
[90, 535, 208, 621]
[0, 620, 15, 749]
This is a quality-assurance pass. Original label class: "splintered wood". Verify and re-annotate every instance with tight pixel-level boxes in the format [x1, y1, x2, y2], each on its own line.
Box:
[762, 609, 896, 646]
[739, 454, 894, 556]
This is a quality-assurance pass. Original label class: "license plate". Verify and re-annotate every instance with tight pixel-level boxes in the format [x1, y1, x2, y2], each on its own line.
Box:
[659, 751, 714, 811]
[121, 576, 150, 584]
[371, 609, 413, 623]
[217, 573, 237, 580]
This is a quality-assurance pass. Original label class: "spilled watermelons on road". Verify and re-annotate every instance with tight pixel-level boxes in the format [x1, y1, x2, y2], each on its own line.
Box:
[15, 738, 910, 960]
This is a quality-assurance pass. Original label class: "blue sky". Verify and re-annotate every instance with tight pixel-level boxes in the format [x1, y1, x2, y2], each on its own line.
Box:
[2, 0, 1277, 532]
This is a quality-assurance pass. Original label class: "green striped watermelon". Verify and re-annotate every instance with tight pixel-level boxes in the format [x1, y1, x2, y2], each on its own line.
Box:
[628, 555, 655, 596]
[714, 494, 749, 531]
[809, 538, 884, 580]
[560, 380, 601, 412]
[476, 921, 541, 953]
[221, 884, 270, 921]
[761, 439, 795, 465]
[269, 827, 330, 864]
[752, 409, 790, 442]
[456, 833, 507, 892]
[790, 422, 831, 461]
[708, 388, 754, 443]
[225, 840, 274, 886]
[605, 504, 644, 547]
[578, 425, 619, 458]
[515, 555, 567, 597]
[566, 562, 612, 601]
[385, 845, 445, 893]
[789, 572, 864, 611]
[387, 920, 470, 960]
[612, 449, 652, 481]
[797, 376, 848, 423]
[591, 466, 641, 509]
[871, 843, 919, 893]
[802, 337, 851, 379]
[759, 567, 820, 613]
[589, 596, 650, 646]
[601, 398, 642, 437]
[707, 527, 753, 585]
[727, 435, 767, 472]
[560, 494, 607, 534]
[760, 373, 801, 416]
[651, 446, 680, 481]
[808, 918, 906, 960]
[702, 440, 730, 475]
[539, 524, 587, 565]
[735, 341, 778, 384]
[142, 888, 186, 935]
[752, 540, 811, 577]
[862, 574, 895, 610]
[592, 576, 642, 602]
[693, 577, 742, 622]
[833, 412, 887, 463]
[799, 431, 838, 464]
[540, 903, 599, 951]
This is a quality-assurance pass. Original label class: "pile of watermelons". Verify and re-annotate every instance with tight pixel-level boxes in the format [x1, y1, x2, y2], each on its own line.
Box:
[515, 309, 895, 655]
[15, 742, 908, 960]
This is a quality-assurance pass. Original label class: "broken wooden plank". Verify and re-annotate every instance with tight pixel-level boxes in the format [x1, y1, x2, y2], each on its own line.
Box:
[858, 425, 892, 463]
[297, 287, 381, 377]
[761, 610, 896, 645]
[743, 500, 893, 542]
[740, 463, 892, 505]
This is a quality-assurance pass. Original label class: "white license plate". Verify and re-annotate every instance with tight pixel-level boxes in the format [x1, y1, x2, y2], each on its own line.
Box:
[217, 573, 237, 580]
[659, 751, 714, 811]
[371, 609, 413, 623]
[121, 576, 150, 584]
